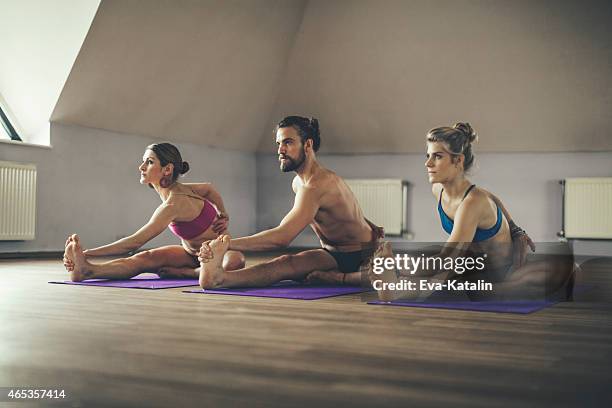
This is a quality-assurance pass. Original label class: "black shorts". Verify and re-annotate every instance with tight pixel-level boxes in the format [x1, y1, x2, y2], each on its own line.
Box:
[324, 248, 373, 273]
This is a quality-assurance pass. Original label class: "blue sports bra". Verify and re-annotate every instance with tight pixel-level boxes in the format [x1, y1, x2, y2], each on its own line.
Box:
[438, 185, 502, 242]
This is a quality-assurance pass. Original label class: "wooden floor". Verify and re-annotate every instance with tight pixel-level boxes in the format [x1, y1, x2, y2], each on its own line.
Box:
[1, 255, 612, 408]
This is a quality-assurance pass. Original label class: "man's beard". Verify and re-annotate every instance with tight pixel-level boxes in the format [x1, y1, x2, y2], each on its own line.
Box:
[279, 148, 306, 172]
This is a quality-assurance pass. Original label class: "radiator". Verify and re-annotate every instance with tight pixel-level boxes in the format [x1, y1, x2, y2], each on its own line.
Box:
[0, 161, 37, 240]
[345, 179, 408, 236]
[562, 177, 612, 239]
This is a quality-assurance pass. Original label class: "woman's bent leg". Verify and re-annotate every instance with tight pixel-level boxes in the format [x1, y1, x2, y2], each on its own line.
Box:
[158, 250, 245, 279]
[223, 250, 245, 271]
[484, 257, 575, 300]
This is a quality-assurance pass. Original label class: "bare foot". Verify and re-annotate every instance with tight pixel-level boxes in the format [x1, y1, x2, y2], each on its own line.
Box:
[360, 241, 416, 302]
[158, 266, 199, 279]
[366, 241, 401, 302]
[65, 235, 90, 282]
[370, 242, 440, 302]
[63, 234, 76, 271]
[199, 235, 230, 289]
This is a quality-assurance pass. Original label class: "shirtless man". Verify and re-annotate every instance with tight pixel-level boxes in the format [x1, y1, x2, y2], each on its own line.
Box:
[198, 116, 382, 289]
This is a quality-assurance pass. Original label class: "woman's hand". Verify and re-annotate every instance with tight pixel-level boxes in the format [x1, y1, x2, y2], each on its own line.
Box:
[510, 222, 536, 267]
[63, 235, 75, 271]
[198, 240, 213, 263]
[212, 212, 229, 235]
[198, 235, 231, 263]
[63, 256, 75, 271]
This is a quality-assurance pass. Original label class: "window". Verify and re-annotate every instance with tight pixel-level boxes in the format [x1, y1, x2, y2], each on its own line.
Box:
[0, 105, 21, 141]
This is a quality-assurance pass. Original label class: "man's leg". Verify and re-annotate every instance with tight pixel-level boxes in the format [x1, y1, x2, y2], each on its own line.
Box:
[304, 270, 362, 285]
[304, 247, 378, 285]
[199, 236, 338, 289]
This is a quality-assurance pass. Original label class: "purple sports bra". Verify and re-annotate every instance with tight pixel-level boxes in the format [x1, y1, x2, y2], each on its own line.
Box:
[168, 196, 217, 240]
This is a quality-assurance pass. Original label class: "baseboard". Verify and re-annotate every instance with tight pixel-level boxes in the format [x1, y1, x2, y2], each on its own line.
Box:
[0, 251, 64, 259]
[0, 247, 313, 260]
[2, 248, 611, 262]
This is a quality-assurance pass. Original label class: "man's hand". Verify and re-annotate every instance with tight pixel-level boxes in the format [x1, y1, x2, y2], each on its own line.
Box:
[374, 225, 385, 240]
[212, 212, 229, 235]
[510, 221, 536, 268]
[365, 218, 384, 241]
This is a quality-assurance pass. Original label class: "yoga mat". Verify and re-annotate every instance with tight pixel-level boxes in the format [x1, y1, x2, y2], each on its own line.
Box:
[367, 284, 591, 314]
[49, 273, 199, 290]
[185, 280, 370, 300]
[367, 299, 559, 314]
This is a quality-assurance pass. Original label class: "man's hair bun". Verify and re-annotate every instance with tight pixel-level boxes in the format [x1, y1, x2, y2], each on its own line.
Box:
[181, 161, 190, 175]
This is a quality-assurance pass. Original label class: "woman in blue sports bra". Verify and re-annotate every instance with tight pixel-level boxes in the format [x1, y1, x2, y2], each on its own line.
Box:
[428, 123, 511, 250]
[372, 123, 574, 302]
[62, 143, 245, 282]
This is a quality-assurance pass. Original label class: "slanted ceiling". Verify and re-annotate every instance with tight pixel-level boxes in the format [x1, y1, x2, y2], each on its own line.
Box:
[52, 0, 307, 151]
[53, 0, 612, 153]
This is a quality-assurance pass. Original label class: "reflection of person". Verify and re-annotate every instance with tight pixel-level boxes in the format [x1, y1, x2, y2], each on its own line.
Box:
[372, 123, 573, 301]
[63, 143, 244, 281]
[198, 116, 382, 289]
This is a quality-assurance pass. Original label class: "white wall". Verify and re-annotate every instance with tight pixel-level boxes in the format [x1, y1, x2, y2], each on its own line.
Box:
[256, 151, 612, 256]
[0, 123, 257, 253]
[263, 0, 612, 153]
[2, 128, 610, 257]
[0, 0, 100, 144]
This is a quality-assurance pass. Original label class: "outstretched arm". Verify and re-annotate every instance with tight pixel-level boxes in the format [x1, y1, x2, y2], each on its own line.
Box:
[226, 186, 320, 252]
[82, 204, 176, 256]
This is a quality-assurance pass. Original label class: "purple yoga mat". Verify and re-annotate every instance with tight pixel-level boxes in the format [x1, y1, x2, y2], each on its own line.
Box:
[367, 284, 591, 314]
[49, 273, 199, 289]
[184, 281, 370, 300]
[367, 299, 559, 314]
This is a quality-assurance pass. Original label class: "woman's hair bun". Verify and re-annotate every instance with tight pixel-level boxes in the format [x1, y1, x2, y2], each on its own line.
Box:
[181, 161, 190, 175]
[453, 122, 477, 144]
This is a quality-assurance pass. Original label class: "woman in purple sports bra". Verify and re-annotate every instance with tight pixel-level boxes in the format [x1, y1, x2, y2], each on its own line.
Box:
[372, 123, 575, 302]
[62, 143, 245, 282]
